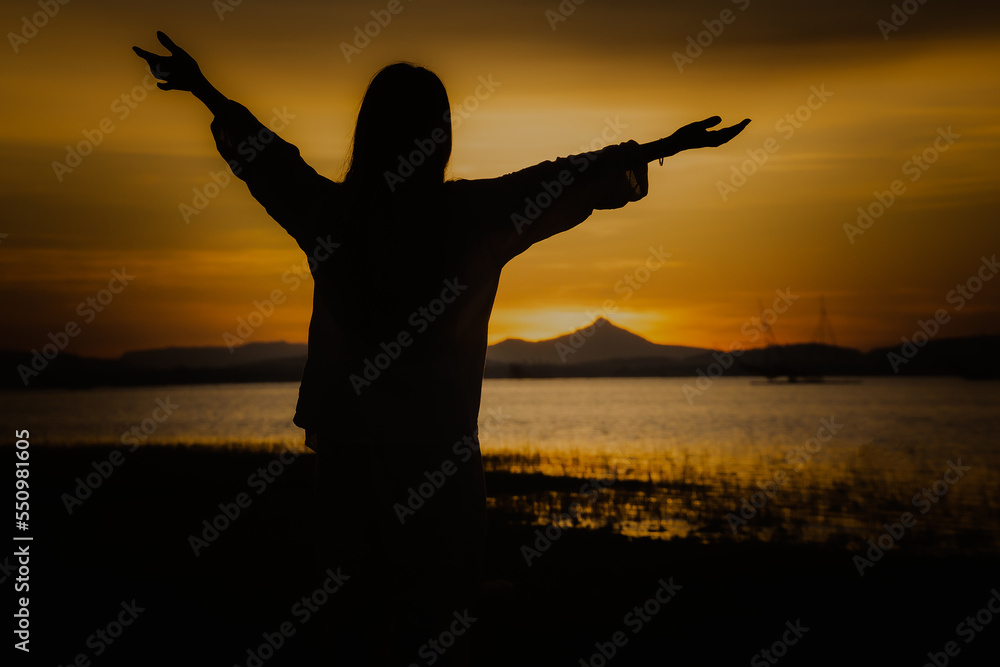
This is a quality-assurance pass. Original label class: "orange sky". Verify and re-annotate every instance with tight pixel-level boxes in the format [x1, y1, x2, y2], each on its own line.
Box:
[2, 0, 999, 357]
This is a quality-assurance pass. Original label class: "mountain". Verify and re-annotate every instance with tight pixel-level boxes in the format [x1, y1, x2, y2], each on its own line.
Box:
[3, 342, 308, 389]
[486, 318, 707, 366]
[3, 320, 998, 388]
[120, 341, 307, 370]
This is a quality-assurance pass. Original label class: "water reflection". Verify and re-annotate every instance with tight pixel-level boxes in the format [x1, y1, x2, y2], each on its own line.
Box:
[4, 377, 998, 553]
[482, 446, 999, 554]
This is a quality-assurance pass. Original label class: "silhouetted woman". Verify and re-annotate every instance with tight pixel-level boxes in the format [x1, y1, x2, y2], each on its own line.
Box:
[134, 31, 748, 666]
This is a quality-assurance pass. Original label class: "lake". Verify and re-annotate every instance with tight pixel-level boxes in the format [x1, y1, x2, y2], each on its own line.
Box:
[4, 377, 998, 548]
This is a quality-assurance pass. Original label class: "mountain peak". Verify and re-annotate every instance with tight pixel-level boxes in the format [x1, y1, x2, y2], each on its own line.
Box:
[487, 318, 706, 366]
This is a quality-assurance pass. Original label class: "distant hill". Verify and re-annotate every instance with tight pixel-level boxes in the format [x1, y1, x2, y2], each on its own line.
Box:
[487, 317, 707, 366]
[3, 342, 309, 389]
[120, 341, 307, 370]
[3, 319, 998, 389]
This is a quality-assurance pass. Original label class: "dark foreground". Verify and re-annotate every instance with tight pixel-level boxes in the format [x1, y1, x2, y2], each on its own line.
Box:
[10, 445, 1000, 666]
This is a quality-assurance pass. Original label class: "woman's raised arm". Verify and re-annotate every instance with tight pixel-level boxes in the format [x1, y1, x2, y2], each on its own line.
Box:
[133, 31, 335, 247]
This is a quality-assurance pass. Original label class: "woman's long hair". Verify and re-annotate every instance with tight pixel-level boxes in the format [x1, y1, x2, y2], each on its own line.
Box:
[344, 63, 452, 198]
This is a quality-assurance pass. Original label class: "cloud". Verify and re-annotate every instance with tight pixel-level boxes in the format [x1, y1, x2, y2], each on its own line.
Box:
[2, 0, 998, 354]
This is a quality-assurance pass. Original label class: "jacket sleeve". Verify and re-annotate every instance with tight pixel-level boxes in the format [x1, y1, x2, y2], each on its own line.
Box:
[210, 100, 335, 245]
[469, 141, 649, 265]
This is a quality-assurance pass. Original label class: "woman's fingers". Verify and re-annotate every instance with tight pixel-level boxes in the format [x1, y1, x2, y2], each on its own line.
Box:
[700, 116, 722, 128]
[132, 46, 161, 68]
[721, 119, 750, 134]
[132, 48, 170, 83]
[156, 31, 183, 55]
[709, 119, 752, 146]
[724, 118, 751, 138]
[132, 32, 188, 68]
[133, 32, 195, 88]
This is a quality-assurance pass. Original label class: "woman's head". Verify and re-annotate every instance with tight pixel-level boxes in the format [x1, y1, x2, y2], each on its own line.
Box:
[345, 63, 452, 195]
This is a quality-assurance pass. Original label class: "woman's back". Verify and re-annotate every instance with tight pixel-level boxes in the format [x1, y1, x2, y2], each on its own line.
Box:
[297, 184, 502, 446]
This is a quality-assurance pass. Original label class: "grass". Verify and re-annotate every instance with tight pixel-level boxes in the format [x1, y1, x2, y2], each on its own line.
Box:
[22, 442, 1000, 666]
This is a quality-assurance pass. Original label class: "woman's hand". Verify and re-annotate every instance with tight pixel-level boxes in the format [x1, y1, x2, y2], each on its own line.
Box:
[671, 116, 751, 150]
[132, 31, 207, 93]
[641, 116, 751, 163]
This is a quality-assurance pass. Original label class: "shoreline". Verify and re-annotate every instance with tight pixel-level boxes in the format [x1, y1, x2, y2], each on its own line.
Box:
[19, 444, 1000, 664]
